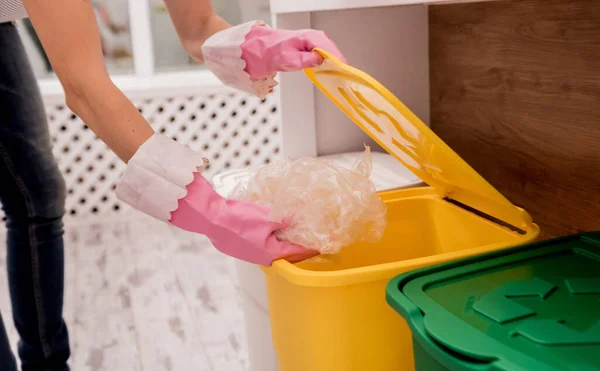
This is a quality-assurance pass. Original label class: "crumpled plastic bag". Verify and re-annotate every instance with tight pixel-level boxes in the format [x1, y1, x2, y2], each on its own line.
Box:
[230, 146, 387, 255]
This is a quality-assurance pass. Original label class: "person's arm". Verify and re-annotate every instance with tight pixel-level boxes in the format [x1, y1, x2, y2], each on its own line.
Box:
[162, 0, 231, 63]
[162, 0, 346, 98]
[23, 0, 154, 162]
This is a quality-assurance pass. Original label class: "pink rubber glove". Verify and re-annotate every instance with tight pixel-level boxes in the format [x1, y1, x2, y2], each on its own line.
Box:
[170, 173, 317, 266]
[241, 24, 348, 81]
[116, 134, 317, 266]
[201, 21, 347, 97]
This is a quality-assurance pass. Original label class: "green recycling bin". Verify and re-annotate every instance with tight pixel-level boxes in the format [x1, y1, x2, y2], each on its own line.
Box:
[386, 232, 600, 371]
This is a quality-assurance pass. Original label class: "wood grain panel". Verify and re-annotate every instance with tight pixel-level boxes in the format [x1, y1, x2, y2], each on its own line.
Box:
[429, 0, 600, 238]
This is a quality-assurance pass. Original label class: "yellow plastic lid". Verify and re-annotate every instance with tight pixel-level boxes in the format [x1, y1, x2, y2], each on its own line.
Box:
[304, 49, 533, 232]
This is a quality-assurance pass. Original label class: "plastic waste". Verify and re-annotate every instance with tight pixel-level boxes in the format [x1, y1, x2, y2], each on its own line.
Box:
[231, 146, 387, 255]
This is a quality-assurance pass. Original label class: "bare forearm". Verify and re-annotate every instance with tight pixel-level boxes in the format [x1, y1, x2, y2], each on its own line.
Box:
[162, 0, 231, 62]
[23, 0, 154, 163]
[67, 81, 153, 162]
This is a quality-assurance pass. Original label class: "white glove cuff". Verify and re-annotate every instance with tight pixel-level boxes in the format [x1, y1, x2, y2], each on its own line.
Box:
[115, 134, 208, 221]
[201, 20, 277, 98]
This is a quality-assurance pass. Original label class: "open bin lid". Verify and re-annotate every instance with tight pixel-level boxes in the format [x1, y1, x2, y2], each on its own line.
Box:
[386, 232, 600, 371]
[304, 49, 533, 232]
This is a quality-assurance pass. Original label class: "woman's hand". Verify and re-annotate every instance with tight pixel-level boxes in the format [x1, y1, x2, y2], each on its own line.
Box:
[240, 24, 348, 79]
[170, 173, 318, 265]
[161, 0, 346, 97]
[116, 134, 317, 265]
[201, 21, 347, 97]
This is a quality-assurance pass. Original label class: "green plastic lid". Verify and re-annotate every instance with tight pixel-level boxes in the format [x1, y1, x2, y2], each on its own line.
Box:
[386, 232, 600, 371]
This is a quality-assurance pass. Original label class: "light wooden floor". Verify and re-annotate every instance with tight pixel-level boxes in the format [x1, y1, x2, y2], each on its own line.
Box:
[0, 215, 249, 371]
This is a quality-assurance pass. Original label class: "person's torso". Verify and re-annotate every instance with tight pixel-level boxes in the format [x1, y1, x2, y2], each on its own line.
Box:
[0, 0, 26, 24]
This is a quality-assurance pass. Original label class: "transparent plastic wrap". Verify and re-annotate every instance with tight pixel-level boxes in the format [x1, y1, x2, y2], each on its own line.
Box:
[231, 147, 387, 255]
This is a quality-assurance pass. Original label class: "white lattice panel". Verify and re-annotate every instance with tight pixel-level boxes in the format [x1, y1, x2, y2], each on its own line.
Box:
[1, 92, 281, 220]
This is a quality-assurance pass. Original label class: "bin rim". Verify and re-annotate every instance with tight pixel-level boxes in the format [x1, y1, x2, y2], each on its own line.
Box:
[263, 187, 539, 288]
[263, 224, 539, 288]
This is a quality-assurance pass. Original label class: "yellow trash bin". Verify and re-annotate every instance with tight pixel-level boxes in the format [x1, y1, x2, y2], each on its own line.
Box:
[261, 49, 540, 371]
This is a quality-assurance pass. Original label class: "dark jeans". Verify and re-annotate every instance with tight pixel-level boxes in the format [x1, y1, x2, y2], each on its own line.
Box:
[0, 22, 70, 371]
